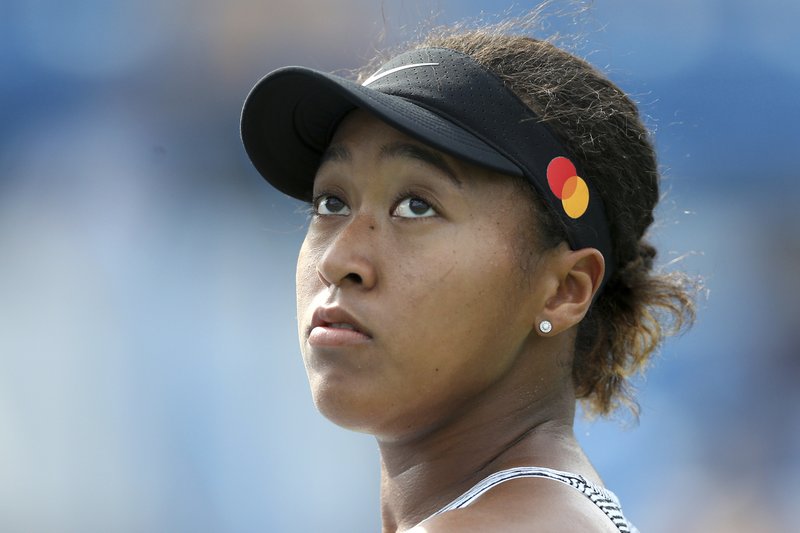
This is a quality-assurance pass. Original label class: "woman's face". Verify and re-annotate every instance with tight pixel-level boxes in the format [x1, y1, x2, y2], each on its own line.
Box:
[296, 110, 548, 441]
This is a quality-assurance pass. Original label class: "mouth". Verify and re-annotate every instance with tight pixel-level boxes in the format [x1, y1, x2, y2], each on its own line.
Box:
[308, 306, 372, 346]
[326, 323, 359, 331]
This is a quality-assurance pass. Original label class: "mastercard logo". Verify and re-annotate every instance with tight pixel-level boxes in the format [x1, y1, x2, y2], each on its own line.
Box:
[546, 156, 589, 219]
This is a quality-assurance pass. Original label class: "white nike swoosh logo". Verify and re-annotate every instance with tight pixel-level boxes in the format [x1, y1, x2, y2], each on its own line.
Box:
[362, 62, 439, 86]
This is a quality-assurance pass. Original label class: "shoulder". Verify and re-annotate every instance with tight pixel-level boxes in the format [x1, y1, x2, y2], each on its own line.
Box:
[405, 475, 621, 533]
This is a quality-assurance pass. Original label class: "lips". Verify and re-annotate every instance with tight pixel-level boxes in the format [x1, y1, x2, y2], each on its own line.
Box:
[308, 305, 372, 346]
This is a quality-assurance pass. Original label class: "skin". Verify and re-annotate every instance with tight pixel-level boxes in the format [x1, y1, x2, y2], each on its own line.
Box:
[295, 110, 609, 532]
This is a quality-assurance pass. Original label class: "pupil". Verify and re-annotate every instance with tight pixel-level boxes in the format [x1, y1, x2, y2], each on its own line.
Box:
[409, 198, 428, 215]
[325, 197, 344, 212]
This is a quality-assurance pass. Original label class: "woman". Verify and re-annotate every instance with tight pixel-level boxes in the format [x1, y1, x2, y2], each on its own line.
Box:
[240, 21, 695, 533]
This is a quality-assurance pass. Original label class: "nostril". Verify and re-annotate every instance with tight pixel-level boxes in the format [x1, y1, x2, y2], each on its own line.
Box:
[343, 273, 363, 284]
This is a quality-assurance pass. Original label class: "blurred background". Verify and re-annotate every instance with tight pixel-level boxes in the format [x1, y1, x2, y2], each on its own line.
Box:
[1, 0, 798, 531]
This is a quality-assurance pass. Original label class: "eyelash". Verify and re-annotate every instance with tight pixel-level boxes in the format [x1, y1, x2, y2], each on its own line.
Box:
[310, 188, 347, 217]
[391, 188, 440, 218]
[308, 188, 441, 218]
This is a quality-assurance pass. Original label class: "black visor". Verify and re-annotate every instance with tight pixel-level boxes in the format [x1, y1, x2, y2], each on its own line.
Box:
[241, 47, 614, 286]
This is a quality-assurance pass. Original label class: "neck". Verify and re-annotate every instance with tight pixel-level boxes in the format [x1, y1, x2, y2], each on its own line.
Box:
[377, 369, 582, 533]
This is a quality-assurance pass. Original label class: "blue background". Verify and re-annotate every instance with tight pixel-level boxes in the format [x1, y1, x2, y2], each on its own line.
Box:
[1, 1, 798, 531]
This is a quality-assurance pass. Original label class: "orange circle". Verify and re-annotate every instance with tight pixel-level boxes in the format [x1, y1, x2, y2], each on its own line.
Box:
[562, 176, 589, 218]
[561, 175, 579, 199]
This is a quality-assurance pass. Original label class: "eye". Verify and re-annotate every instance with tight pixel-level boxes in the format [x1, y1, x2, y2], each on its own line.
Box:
[314, 194, 350, 216]
[393, 196, 437, 218]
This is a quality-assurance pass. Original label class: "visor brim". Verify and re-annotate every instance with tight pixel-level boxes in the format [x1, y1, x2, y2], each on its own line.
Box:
[240, 66, 523, 201]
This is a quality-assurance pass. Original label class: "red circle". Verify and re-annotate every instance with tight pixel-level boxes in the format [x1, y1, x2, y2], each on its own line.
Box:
[547, 157, 577, 198]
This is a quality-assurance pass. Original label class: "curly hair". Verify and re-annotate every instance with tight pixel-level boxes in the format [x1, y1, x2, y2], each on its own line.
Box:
[357, 19, 698, 418]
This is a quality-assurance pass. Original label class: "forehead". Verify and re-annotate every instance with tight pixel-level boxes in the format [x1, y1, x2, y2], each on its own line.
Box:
[328, 109, 432, 155]
[321, 108, 537, 217]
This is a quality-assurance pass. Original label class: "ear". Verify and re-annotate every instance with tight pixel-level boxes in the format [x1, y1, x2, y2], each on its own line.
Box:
[538, 245, 605, 334]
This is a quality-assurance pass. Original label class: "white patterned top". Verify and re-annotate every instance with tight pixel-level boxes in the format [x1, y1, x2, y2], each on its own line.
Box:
[416, 466, 639, 532]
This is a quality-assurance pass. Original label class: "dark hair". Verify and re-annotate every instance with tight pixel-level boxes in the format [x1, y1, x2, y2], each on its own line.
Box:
[358, 21, 697, 418]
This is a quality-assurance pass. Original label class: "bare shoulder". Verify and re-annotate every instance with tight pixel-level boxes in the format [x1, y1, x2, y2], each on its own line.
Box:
[404, 476, 621, 533]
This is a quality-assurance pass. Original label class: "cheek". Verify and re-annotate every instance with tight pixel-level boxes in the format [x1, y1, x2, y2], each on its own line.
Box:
[296, 236, 322, 307]
[388, 226, 529, 364]
[295, 235, 329, 354]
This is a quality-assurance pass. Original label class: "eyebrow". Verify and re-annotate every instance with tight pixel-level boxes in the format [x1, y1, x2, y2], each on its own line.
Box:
[379, 141, 462, 188]
[318, 141, 462, 188]
[319, 144, 351, 165]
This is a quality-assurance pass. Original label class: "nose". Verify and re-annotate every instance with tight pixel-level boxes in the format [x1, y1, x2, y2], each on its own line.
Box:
[316, 215, 378, 290]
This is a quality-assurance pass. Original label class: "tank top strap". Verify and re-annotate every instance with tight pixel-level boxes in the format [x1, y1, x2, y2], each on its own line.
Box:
[418, 466, 638, 533]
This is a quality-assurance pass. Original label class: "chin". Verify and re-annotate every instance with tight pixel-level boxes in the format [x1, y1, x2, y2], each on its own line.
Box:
[310, 379, 449, 444]
[309, 374, 386, 434]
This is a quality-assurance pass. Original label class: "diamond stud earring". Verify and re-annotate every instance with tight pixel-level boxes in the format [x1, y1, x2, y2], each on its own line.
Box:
[539, 320, 552, 334]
